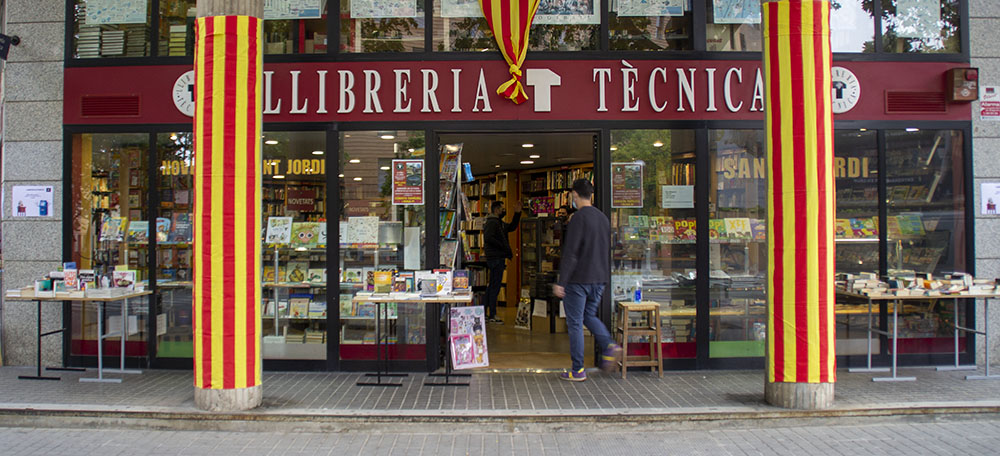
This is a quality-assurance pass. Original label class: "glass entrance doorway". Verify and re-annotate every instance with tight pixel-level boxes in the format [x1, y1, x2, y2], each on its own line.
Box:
[439, 132, 598, 370]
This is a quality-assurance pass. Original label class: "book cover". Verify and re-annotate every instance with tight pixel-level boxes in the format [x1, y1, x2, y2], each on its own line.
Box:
[155, 217, 171, 243]
[850, 218, 877, 238]
[344, 268, 364, 283]
[440, 240, 459, 268]
[357, 303, 376, 318]
[289, 294, 311, 318]
[306, 268, 326, 283]
[339, 294, 354, 317]
[415, 270, 438, 296]
[674, 219, 696, 241]
[658, 217, 675, 241]
[453, 269, 470, 293]
[394, 271, 414, 292]
[834, 219, 853, 239]
[373, 270, 393, 294]
[708, 219, 726, 241]
[170, 213, 193, 243]
[126, 220, 149, 244]
[345, 216, 379, 244]
[724, 218, 752, 240]
[265, 217, 294, 244]
[750, 219, 766, 241]
[291, 222, 321, 248]
[440, 210, 457, 238]
[897, 213, 926, 237]
[79, 270, 96, 288]
[886, 216, 902, 240]
[63, 269, 79, 290]
[433, 269, 453, 295]
[263, 266, 287, 283]
[308, 300, 327, 319]
[364, 267, 376, 291]
[286, 262, 309, 282]
[112, 270, 136, 289]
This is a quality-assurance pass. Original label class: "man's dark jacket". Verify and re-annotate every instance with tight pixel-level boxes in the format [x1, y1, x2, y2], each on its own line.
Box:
[483, 211, 521, 260]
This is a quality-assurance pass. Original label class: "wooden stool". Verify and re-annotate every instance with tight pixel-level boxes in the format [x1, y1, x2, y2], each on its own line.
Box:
[615, 301, 663, 379]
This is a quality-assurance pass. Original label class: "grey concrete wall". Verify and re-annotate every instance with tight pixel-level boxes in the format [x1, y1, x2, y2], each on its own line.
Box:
[1, 0, 65, 367]
[971, 1, 1000, 367]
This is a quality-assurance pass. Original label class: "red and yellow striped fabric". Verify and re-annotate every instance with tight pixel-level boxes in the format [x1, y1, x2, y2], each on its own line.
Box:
[479, 0, 540, 104]
[763, 0, 836, 384]
[193, 15, 263, 390]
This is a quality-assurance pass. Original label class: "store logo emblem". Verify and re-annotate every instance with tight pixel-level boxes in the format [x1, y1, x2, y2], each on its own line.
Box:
[831, 66, 860, 114]
[173, 70, 196, 117]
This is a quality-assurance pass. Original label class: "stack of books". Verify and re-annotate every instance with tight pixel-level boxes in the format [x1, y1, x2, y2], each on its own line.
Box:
[100, 29, 125, 56]
[124, 24, 148, 57]
[78, 26, 101, 58]
[168, 25, 187, 56]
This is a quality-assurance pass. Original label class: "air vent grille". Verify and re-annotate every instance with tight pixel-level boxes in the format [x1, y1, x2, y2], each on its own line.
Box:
[885, 91, 946, 113]
[81, 95, 140, 117]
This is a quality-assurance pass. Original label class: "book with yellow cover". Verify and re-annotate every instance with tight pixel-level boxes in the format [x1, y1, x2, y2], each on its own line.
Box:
[373, 270, 393, 294]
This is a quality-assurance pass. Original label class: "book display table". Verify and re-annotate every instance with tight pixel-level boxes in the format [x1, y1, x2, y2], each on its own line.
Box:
[352, 294, 473, 387]
[839, 289, 1000, 382]
[6, 290, 150, 382]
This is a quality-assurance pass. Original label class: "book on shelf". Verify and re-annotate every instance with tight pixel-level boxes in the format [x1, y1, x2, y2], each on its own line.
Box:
[289, 294, 311, 318]
[169, 213, 193, 243]
[440, 240, 459, 268]
[344, 268, 364, 283]
[339, 294, 354, 317]
[373, 271, 393, 294]
[308, 299, 327, 319]
[440, 210, 457, 238]
[835, 219, 853, 239]
[750, 219, 766, 241]
[394, 271, 414, 292]
[439, 144, 462, 182]
[126, 220, 149, 244]
[433, 269, 453, 295]
[724, 218, 752, 241]
[673, 219, 696, 241]
[100, 215, 128, 242]
[286, 262, 309, 282]
[708, 219, 726, 241]
[155, 217, 171, 243]
[452, 270, 470, 294]
[364, 267, 376, 291]
[849, 217, 877, 238]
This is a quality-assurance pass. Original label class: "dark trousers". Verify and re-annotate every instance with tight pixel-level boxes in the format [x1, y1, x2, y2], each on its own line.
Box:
[485, 258, 506, 319]
[564, 283, 614, 371]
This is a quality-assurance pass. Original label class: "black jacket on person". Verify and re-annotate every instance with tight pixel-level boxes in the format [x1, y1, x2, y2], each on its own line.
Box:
[483, 211, 521, 260]
[557, 206, 610, 287]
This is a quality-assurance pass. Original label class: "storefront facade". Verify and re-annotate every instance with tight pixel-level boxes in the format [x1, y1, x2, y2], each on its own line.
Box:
[2, 0, 990, 373]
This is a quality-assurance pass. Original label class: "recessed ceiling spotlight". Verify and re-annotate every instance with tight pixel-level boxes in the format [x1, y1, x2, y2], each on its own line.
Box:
[312, 150, 324, 155]
[520, 160, 534, 165]
[652, 141, 664, 147]
[170, 134, 178, 141]
[349, 159, 361, 164]
[338, 173, 345, 178]
[264, 140, 279, 145]
[610, 146, 618, 151]
[905, 128, 920, 132]
[273, 175, 285, 179]
[859, 128, 868, 132]
[522, 143, 534, 148]
[529, 154, 540, 159]
[408, 148, 415, 152]
[344, 134, 351, 138]
[353, 177, 363, 181]
[494, 164, 501, 168]
[380, 166, 391, 170]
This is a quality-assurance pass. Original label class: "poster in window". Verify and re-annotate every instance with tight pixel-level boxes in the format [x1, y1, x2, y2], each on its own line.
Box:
[611, 162, 644, 208]
[449, 306, 489, 369]
[535, 0, 599, 25]
[441, 0, 483, 18]
[617, 0, 684, 17]
[264, 0, 323, 20]
[894, 0, 940, 39]
[85, 0, 148, 25]
[713, 0, 761, 25]
[350, 0, 417, 19]
[392, 159, 424, 205]
[265, 217, 294, 244]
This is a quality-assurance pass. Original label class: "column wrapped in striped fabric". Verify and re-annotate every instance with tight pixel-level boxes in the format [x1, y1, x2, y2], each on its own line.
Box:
[479, 0, 540, 104]
[763, 0, 836, 384]
[193, 15, 263, 390]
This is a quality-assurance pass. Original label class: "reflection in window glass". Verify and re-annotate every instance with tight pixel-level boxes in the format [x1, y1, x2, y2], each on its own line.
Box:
[73, 0, 151, 58]
[338, 131, 427, 361]
[830, 0, 874, 53]
[882, 0, 960, 53]
[264, 6, 329, 55]
[69, 133, 152, 357]
[834, 129, 879, 274]
[158, 0, 196, 56]
[708, 130, 766, 358]
[432, 2, 597, 51]
[705, 0, 759, 52]
[155, 132, 195, 358]
[261, 131, 328, 360]
[610, 1, 692, 51]
[610, 130, 697, 360]
[341, 0, 425, 52]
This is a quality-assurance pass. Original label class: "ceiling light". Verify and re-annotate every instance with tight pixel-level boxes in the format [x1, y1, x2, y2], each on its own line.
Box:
[520, 160, 534, 165]
[380, 134, 395, 140]
[312, 150, 324, 155]
[408, 148, 415, 152]
[494, 164, 501, 168]
[170, 134, 178, 141]
[273, 175, 285, 179]
[522, 143, 534, 148]
[610, 146, 618, 151]
[338, 173, 345, 178]
[529, 154, 540, 159]
[295, 247, 307, 251]
[377, 130, 397, 140]
[344, 134, 351, 138]
[905, 128, 919, 132]
[652, 141, 664, 147]
[349, 159, 361, 164]
[353, 177, 363, 181]
[859, 128, 867, 132]
[264, 140, 278, 145]
[380, 166, 391, 170]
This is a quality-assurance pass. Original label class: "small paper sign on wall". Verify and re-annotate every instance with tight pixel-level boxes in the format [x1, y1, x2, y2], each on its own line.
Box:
[661, 185, 694, 209]
[611, 162, 643, 208]
[982, 183, 1000, 215]
[981, 86, 1000, 121]
[391, 159, 424, 205]
[11, 185, 54, 217]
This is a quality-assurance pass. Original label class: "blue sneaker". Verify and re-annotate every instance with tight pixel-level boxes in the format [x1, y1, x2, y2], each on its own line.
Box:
[600, 344, 623, 373]
[560, 368, 587, 382]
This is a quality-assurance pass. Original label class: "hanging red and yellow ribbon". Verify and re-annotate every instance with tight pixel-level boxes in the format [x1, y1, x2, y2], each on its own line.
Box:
[479, 0, 540, 104]
[193, 15, 263, 390]
[764, 0, 836, 384]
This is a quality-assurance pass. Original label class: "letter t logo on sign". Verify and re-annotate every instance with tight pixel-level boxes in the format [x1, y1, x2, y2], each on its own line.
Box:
[525, 68, 561, 112]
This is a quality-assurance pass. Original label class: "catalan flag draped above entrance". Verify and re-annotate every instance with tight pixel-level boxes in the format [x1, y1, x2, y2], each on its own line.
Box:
[763, 0, 836, 408]
[479, 0, 541, 104]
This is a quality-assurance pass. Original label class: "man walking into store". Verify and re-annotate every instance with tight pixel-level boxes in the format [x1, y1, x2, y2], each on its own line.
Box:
[484, 200, 522, 323]
[552, 179, 621, 381]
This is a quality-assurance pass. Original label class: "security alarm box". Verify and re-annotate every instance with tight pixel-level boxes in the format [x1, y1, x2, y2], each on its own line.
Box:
[946, 68, 979, 102]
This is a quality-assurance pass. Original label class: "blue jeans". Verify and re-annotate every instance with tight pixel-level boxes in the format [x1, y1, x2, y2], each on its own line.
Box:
[563, 283, 614, 371]
[485, 258, 506, 319]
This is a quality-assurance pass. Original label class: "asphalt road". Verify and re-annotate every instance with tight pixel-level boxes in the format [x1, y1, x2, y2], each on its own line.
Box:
[1, 416, 999, 455]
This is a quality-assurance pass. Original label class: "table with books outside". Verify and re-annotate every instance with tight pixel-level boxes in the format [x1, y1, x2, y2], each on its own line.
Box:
[5, 288, 150, 382]
[351, 293, 473, 387]
[838, 274, 1000, 382]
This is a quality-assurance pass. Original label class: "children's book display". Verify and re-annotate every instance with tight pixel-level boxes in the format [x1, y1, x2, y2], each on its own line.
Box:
[449, 305, 489, 369]
[5, 262, 143, 299]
